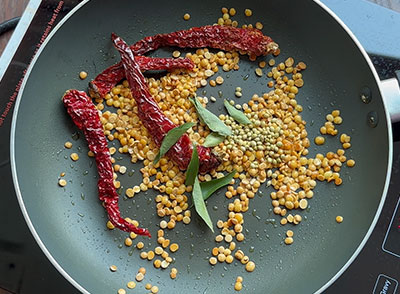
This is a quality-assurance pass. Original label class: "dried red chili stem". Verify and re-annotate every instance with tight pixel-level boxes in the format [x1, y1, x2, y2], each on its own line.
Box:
[130, 25, 278, 57]
[89, 56, 194, 98]
[62, 89, 151, 237]
[111, 33, 220, 173]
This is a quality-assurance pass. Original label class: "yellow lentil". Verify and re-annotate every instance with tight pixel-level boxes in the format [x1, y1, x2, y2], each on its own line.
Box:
[183, 13, 190, 20]
[170, 268, 178, 279]
[64, 141, 72, 148]
[58, 179, 67, 187]
[70, 153, 79, 161]
[153, 259, 161, 269]
[336, 216, 343, 223]
[315, 136, 325, 145]
[234, 282, 242, 291]
[216, 76, 224, 84]
[124, 237, 133, 247]
[79, 71, 88, 80]
[170, 243, 179, 252]
[285, 237, 294, 245]
[245, 261, 255, 272]
[244, 8, 252, 16]
[127, 281, 136, 289]
[255, 68, 263, 77]
[172, 50, 181, 58]
[106, 221, 115, 229]
[125, 188, 134, 198]
[135, 272, 144, 282]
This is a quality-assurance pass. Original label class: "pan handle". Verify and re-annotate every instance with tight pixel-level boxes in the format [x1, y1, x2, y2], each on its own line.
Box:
[381, 71, 400, 123]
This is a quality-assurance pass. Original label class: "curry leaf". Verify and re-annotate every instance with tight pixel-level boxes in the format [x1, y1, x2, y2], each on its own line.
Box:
[224, 100, 251, 125]
[154, 122, 195, 164]
[203, 132, 225, 147]
[200, 170, 236, 201]
[193, 177, 214, 233]
[185, 143, 199, 186]
[190, 97, 232, 137]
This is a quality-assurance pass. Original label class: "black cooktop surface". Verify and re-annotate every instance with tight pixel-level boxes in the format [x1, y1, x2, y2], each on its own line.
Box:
[0, 1, 399, 293]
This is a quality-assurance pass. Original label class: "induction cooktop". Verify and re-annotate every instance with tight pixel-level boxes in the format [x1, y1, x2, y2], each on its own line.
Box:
[0, 1, 399, 293]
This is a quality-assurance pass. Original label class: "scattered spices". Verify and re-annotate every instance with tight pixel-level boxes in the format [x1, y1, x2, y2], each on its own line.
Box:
[112, 34, 220, 174]
[62, 6, 356, 288]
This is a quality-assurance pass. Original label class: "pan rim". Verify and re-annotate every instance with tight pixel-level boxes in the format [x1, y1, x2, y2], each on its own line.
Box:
[9, 1, 393, 294]
[10, 3, 92, 294]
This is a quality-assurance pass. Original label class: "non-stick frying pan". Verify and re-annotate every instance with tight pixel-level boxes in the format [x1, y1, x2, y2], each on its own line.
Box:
[10, 0, 396, 293]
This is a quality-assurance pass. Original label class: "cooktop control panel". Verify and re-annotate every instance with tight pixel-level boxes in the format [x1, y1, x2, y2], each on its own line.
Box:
[382, 197, 400, 258]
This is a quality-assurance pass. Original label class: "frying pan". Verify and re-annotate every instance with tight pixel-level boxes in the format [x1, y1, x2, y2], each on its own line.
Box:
[10, 0, 397, 293]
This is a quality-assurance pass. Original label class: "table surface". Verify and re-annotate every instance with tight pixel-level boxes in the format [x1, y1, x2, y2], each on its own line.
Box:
[0, 0, 400, 56]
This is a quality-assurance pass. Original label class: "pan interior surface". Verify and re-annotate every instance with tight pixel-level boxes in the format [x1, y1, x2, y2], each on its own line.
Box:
[11, 0, 390, 293]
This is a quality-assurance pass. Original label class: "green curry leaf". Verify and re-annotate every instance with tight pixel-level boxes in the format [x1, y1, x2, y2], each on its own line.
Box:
[153, 122, 195, 164]
[224, 100, 251, 125]
[185, 143, 199, 186]
[203, 132, 225, 147]
[190, 97, 232, 136]
[200, 170, 236, 201]
[193, 177, 214, 233]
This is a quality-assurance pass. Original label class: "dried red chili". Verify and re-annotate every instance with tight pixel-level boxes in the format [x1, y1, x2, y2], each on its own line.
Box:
[89, 56, 194, 98]
[111, 33, 220, 174]
[62, 89, 151, 237]
[130, 25, 278, 57]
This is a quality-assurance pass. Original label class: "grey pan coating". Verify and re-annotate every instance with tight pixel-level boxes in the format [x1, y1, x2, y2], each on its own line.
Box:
[10, 0, 392, 293]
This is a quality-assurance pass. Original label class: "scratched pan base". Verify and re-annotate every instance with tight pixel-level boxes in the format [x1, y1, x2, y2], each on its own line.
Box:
[11, 0, 390, 293]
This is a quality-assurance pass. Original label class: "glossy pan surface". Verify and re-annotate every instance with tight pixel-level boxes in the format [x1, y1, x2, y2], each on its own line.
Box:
[11, 0, 392, 293]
